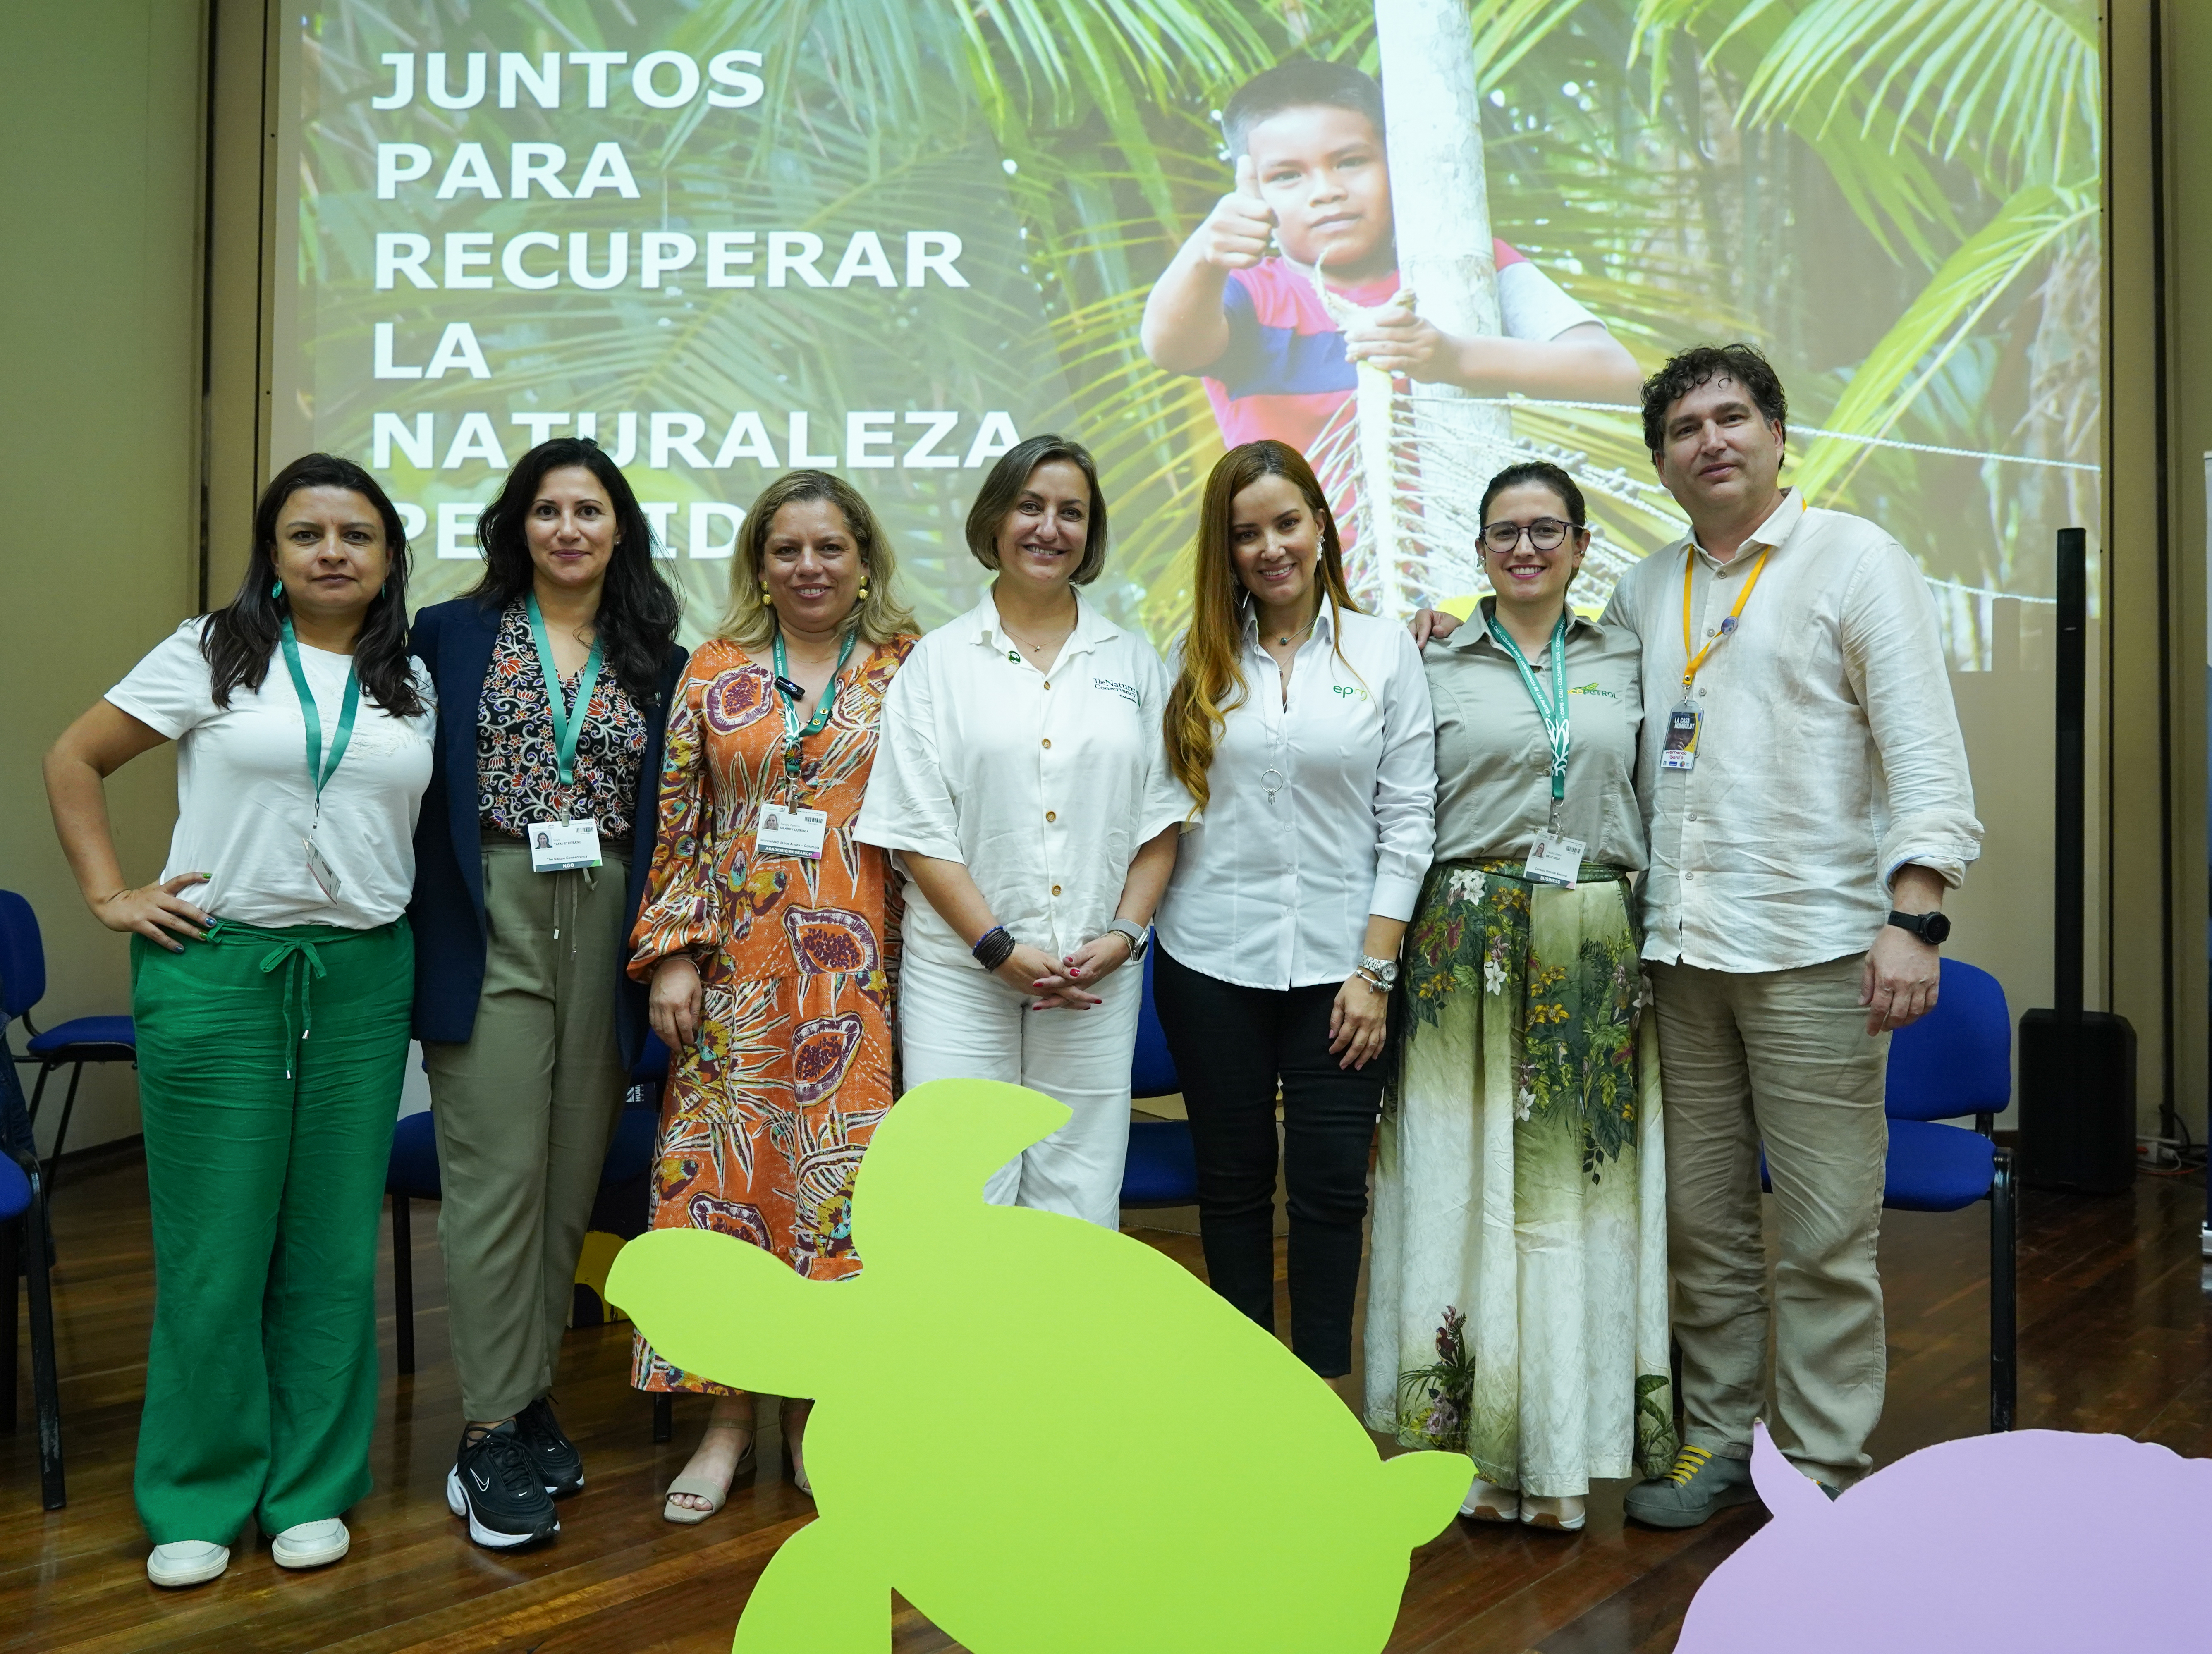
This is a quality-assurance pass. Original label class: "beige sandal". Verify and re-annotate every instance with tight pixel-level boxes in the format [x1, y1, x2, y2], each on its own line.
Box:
[662, 1427, 756, 1525]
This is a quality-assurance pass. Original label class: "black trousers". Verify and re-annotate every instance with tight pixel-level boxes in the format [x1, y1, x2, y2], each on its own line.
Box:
[1152, 944, 1383, 1377]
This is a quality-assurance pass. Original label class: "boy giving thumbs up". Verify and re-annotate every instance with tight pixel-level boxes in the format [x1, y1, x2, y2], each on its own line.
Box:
[1141, 59, 1641, 461]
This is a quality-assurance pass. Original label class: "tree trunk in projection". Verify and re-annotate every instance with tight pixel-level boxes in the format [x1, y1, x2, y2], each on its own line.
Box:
[1373, 0, 1507, 612]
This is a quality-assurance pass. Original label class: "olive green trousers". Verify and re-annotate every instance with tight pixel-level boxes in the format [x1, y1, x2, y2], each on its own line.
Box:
[132, 918, 412, 1544]
[424, 845, 629, 1423]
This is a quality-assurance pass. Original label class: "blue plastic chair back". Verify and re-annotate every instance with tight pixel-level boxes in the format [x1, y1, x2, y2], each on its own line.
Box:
[1130, 948, 1179, 1100]
[1885, 958, 2011, 1123]
[0, 891, 47, 1024]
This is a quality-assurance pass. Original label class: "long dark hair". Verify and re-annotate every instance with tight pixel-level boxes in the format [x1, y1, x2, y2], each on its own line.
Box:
[202, 454, 423, 717]
[466, 438, 681, 699]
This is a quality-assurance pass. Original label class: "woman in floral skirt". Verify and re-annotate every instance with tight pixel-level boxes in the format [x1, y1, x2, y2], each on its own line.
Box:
[1365, 461, 1675, 1533]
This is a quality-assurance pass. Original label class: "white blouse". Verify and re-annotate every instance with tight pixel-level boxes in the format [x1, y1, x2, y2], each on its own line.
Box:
[1154, 603, 1435, 989]
[856, 594, 1191, 971]
[107, 620, 437, 930]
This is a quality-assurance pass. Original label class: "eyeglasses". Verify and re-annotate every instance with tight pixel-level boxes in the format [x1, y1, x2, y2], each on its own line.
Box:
[1481, 518, 1576, 553]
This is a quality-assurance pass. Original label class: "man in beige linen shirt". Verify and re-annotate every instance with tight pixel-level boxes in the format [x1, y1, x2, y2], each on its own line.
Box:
[1600, 344, 1982, 1526]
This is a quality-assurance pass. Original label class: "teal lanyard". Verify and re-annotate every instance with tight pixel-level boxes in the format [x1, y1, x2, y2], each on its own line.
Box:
[278, 617, 361, 805]
[772, 627, 858, 803]
[1486, 603, 1572, 827]
[526, 594, 605, 787]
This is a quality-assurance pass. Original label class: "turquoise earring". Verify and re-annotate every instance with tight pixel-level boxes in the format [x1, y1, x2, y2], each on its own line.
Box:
[270, 578, 284, 599]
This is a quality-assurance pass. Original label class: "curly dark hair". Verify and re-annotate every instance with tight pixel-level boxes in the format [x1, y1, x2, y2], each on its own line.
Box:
[201, 453, 423, 717]
[465, 437, 681, 700]
[1639, 343, 1789, 457]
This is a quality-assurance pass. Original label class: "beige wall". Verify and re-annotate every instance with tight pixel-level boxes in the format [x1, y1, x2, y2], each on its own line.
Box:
[0, 1, 209, 1153]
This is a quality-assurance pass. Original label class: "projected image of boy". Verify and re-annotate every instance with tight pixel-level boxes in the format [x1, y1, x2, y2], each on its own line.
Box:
[1141, 60, 1642, 458]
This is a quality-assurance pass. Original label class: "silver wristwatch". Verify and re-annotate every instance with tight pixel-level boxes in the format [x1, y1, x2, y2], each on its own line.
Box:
[1356, 954, 1399, 990]
[1107, 919, 1151, 961]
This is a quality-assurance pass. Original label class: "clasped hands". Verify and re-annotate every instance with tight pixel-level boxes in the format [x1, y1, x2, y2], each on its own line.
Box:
[996, 930, 1133, 1010]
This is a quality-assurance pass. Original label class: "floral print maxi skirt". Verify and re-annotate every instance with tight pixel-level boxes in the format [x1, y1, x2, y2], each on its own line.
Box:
[1363, 860, 1677, 1497]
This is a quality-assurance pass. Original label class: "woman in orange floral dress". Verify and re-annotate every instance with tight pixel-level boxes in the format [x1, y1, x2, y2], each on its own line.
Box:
[627, 471, 917, 1522]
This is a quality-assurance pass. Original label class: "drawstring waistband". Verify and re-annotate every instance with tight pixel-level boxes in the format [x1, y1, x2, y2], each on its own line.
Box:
[552, 861, 598, 958]
[256, 937, 328, 1080]
[197, 917, 399, 1081]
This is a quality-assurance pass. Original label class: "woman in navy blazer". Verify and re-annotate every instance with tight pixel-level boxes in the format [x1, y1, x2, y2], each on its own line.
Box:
[407, 437, 686, 1553]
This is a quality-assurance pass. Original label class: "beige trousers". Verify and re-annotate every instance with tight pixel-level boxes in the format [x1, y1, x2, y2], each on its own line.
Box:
[1648, 953, 1888, 1484]
[424, 844, 630, 1422]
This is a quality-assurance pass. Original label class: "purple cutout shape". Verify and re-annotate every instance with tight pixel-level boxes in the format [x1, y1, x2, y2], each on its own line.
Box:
[1676, 1422, 2210, 1652]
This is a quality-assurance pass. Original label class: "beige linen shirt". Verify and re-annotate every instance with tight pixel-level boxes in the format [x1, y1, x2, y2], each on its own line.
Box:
[1599, 490, 1982, 972]
[1425, 601, 1647, 870]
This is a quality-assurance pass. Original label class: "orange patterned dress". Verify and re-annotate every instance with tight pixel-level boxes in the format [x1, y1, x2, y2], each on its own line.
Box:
[628, 632, 916, 1394]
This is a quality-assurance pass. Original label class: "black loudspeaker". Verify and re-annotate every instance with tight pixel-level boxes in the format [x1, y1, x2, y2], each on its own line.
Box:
[2018, 526, 2138, 1193]
[2017, 1009, 2137, 1193]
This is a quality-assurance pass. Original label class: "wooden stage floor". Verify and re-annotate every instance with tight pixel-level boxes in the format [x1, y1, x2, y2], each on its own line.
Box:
[4, 1143, 2210, 1652]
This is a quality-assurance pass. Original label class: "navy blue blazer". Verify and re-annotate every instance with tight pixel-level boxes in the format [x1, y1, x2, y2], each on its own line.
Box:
[407, 595, 688, 1071]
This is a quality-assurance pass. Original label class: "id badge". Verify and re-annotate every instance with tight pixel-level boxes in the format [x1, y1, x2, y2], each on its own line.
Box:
[530, 818, 603, 872]
[1661, 702, 1701, 772]
[1526, 830, 1585, 889]
[303, 832, 342, 902]
[755, 805, 829, 860]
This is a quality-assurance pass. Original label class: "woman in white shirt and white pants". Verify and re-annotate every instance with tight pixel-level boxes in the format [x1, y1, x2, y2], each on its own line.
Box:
[1153, 440, 1435, 1391]
[859, 436, 1186, 1229]
[44, 455, 436, 1587]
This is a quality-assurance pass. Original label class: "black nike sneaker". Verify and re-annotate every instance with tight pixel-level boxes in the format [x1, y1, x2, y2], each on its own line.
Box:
[515, 1393, 585, 1498]
[447, 1421, 560, 1549]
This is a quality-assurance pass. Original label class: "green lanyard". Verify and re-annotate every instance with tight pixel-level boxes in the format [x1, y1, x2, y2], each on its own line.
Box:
[526, 593, 605, 787]
[278, 617, 361, 805]
[772, 626, 858, 803]
[1487, 603, 1572, 827]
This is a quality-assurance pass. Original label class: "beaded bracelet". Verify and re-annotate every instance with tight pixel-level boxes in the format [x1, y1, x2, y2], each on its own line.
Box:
[971, 925, 1016, 972]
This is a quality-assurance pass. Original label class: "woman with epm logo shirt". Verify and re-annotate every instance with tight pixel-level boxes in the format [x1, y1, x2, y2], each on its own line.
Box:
[858, 435, 1187, 1230]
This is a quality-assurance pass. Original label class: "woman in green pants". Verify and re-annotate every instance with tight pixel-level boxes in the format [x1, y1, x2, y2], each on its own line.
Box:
[44, 454, 435, 1587]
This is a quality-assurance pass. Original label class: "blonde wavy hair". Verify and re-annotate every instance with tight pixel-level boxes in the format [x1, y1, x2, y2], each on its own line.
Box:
[714, 470, 916, 648]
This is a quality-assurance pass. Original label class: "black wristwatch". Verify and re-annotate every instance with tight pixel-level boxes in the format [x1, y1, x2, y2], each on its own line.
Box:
[1887, 909, 1951, 946]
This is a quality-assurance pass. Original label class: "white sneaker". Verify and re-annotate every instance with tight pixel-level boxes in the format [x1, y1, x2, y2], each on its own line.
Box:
[1460, 1475, 1519, 1522]
[146, 1540, 230, 1587]
[1519, 1493, 1587, 1532]
[271, 1518, 350, 1569]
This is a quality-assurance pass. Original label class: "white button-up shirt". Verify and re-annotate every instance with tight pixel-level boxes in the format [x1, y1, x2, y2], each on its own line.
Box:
[856, 593, 1190, 971]
[1155, 603, 1435, 989]
[1600, 490, 1982, 973]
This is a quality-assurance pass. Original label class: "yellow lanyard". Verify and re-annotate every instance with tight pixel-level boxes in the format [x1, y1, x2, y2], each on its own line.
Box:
[1679, 543, 1773, 693]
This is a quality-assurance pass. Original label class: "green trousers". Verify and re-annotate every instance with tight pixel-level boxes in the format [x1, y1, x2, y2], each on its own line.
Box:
[424, 844, 628, 1422]
[132, 917, 412, 1544]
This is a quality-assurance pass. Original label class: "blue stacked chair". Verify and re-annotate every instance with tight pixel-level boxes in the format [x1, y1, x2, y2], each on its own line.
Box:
[1120, 947, 1197, 1210]
[1883, 957, 2018, 1431]
[0, 1037, 63, 1508]
[0, 890, 137, 1190]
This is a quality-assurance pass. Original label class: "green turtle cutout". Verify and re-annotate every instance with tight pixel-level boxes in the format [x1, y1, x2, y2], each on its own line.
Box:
[607, 1078, 1470, 1653]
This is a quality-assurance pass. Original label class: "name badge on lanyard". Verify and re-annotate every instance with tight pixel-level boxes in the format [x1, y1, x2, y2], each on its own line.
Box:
[1669, 541, 1773, 772]
[530, 819, 603, 871]
[1490, 607, 1582, 887]
[526, 594, 607, 874]
[280, 617, 361, 903]
[756, 627, 857, 861]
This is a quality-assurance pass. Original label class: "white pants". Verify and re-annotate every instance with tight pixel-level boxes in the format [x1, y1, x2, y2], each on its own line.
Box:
[896, 951, 1141, 1229]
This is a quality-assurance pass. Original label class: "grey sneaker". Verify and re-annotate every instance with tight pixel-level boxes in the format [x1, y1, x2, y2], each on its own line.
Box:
[1623, 1444, 1758, 1529]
